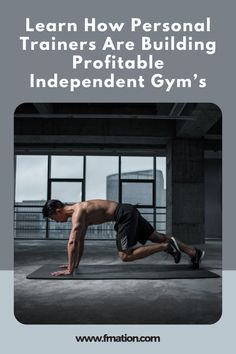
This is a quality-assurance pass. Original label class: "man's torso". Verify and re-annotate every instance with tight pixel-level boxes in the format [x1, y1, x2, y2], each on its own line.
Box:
[74, 199, 118, 226]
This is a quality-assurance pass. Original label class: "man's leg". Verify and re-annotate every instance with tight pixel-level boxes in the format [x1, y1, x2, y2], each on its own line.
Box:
[148, 231, 196, 258]
[118, 242, 168, 262]
[148, 231, 205, 269]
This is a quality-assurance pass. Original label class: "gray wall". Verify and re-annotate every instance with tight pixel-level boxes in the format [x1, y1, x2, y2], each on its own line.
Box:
[167, 139, 205, 244]
[205, 158, 222, 239]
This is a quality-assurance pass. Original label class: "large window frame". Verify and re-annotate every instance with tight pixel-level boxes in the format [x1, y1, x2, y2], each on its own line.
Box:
[14, 154, 166, 239]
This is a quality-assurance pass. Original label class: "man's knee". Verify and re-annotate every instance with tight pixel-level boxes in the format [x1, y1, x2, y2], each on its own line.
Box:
[149, 231, 170, 243]
[118, 250, 133, 262]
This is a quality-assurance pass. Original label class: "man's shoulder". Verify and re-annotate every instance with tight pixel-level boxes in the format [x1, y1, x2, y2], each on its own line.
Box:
[73, 202, 87, 216]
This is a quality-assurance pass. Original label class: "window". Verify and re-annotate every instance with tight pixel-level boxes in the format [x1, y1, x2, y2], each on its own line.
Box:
[51, 156, 83, 178]
[86, 156, 119, 200]
[14, 154, 167, 238]
[15, 155, 48, 238]
[121, 182, 154, 206]
[121, 156, 154, 179]
[51, 182, 82, 203]
[15, 155, 48, 203]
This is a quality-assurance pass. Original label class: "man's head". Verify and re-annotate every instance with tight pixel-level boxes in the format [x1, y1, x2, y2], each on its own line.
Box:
[42, 199, 68, 222]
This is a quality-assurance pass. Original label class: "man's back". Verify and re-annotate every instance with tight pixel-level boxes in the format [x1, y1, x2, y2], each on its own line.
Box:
[74, 199, 118, 226]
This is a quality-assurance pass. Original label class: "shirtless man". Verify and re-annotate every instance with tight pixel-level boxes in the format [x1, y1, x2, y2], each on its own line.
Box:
[42, 199, 205, 276]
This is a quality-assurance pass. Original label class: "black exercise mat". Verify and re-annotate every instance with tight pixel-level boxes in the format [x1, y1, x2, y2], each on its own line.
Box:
[26, 264, 220, 280]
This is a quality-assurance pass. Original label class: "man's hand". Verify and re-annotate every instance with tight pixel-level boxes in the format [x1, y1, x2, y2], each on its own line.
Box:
[51, 269, 72, 276]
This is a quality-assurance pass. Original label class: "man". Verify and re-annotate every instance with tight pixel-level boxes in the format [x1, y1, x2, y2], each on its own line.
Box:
[42, 199, 205, 276]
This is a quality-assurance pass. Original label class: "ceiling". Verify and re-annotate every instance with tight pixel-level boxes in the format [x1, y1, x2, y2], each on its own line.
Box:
[14, 103, 222, 154]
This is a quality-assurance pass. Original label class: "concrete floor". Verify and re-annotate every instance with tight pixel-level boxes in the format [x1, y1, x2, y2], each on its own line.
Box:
[14, 239, 222, 324]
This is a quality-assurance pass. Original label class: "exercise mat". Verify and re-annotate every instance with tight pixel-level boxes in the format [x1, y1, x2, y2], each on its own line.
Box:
[26, 264, 220, 280]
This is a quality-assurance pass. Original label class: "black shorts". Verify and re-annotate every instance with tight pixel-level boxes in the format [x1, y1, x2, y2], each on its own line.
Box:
[114, 203, 155, 251]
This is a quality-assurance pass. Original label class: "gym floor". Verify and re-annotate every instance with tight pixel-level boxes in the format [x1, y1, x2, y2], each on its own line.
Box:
[14, 239, 222, 325]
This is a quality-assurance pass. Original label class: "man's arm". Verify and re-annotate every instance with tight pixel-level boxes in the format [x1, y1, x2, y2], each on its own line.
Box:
[52, 208, 86, 276]
[75, 237, 85, 268]
[59, 235, 85, 270]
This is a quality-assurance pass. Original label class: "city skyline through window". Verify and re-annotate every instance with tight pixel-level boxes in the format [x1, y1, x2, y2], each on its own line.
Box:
[14, 155, 167, 238]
